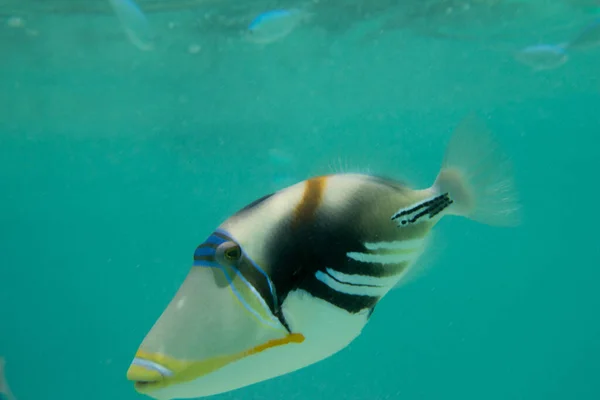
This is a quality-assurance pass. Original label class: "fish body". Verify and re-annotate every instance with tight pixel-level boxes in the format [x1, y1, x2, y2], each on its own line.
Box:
[127, 116, 520, 400]
[248, 9, 294, 30]
[0, 358, 16, 400]
[246, 9, 309, 44]
[108, 0, 154, 51]
[514, 44, 569, 70]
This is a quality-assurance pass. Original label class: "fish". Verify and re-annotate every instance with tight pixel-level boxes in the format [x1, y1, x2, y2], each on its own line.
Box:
[107, 0, 154, 51]
[513, 17, 600, 70]
[245, 9, 310, 44]
[126, 115, 521, 400]
[0, 357, 16, 400]
[514, 44, 569, 71]
[565, 18, 600, 50]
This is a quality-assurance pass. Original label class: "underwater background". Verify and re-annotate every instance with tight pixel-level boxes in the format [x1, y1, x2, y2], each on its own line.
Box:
[1, 1, 599, 400]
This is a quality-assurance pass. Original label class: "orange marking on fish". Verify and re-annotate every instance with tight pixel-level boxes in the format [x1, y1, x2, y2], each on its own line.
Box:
[293, 177, 327, 227]
[244, 333, 305, 356]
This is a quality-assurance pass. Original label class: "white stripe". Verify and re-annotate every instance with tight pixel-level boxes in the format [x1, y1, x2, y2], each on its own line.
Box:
[325, 268, 400, 288]
[132, 358, 173, 377]
[315, 271, 390, 297]
[364, 239, 424, 251]
[347, 251, 417, 264]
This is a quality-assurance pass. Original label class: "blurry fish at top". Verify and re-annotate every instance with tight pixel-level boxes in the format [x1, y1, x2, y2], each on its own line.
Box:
[108, 0, 154, 51]
[245, 8, 312, 45]
[514, 43, 569, 71]
[0, 357, 16, 400]
[514, 17, 600, 71]
[565, 17, 600, 50]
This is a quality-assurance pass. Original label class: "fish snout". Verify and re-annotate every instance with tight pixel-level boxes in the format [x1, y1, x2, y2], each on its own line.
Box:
[127, 356, 173, 392]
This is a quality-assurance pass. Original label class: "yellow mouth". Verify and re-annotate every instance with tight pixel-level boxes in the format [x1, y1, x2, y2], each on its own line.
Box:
[127, 333, 305, 393]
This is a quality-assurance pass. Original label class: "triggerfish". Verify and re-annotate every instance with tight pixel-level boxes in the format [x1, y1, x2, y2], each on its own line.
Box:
[126, 115, 521, 400]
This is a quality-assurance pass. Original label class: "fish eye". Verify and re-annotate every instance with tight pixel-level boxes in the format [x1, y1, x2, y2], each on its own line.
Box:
[225, 246, 241, 261]
[216, 241, 242, 265]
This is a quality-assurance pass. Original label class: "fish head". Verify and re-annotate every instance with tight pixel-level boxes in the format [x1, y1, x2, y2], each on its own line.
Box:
[126, 220, 303, 399]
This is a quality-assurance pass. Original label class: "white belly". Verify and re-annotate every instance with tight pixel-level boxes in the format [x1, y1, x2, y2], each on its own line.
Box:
[152, 289, 371, 400]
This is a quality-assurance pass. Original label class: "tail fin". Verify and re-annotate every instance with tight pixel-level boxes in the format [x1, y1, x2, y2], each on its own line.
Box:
[432, 114, 521, 227]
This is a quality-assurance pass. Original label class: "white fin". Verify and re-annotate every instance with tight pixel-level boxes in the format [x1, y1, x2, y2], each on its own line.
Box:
[327, 157, 371, 175]
[432, 114, 521, 227]
[0, 357, 16, 400]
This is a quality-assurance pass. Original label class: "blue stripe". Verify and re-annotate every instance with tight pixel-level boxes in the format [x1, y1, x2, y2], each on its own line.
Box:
[206, 233, 228, 245]
[248, 10, 292, 30]
[231, 269, 280, 327]
[247, 257, 278, 309]
[193, 260, 221, 268]
[193, 246, 216, 257]
[219, 266, 280, 328]
[195, 228, 279, 326]
[194, 230, 230, 259]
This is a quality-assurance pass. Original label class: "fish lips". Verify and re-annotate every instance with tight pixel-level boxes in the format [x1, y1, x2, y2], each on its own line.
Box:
[128, 357, 173, 391]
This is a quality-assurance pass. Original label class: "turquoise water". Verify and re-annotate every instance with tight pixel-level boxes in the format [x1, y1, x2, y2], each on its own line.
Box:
[1, 1, 599, 400]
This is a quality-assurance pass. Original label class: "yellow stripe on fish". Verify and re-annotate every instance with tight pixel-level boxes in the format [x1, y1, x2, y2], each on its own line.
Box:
[130, 333, 305, 393]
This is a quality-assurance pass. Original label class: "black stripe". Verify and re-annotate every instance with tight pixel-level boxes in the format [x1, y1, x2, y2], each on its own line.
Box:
[197, 243, 218, 249]
[196, 229, 289, 330]
[267, 219, 371, 313]
[324, 269, 383, 288]
[265, 184, 390, 314]
[367, 307, 375, 319]
[391, 198, 432, 219]
[235, 260, 284, 327]
[238, 262, 291, 332]
[193, 255, 214, 262]
[299, 274, 379, 314]
[391, 193, 453, 225]
[212, 231, 230, 241]
[341, 259, 408, 278]
[193, 243, 218, 262]
[233, 193, 275, 217]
